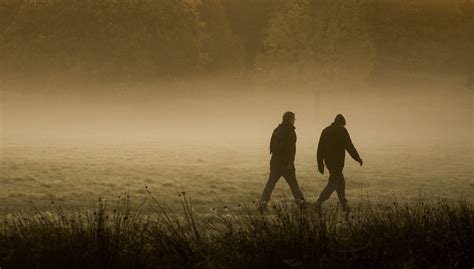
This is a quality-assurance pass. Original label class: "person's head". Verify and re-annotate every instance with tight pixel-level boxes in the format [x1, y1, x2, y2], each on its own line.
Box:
[282, 111, 296, 126]
[334, 114, 346, 126]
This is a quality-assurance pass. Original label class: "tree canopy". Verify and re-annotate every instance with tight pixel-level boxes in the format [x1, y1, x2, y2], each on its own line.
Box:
[0, 0, 472, 83]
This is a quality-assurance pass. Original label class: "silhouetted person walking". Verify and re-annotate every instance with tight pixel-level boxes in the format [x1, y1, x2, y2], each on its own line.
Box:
[259, 112, 305, 211]
[314, 114, 363, 212]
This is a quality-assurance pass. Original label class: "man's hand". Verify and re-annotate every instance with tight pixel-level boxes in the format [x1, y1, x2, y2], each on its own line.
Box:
[357, 158, 363, 166]
[318, 164, 324, 175]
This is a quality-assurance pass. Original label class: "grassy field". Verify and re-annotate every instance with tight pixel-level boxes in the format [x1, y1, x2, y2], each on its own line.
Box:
[1, 142, 472, 212]
[0, 142, 473, 268]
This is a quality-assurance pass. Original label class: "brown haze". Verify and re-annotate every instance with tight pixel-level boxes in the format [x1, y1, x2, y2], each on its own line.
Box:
[0, 0, 473, 210]
[1, 2, 474, 268]
[1, 77, 472, 148]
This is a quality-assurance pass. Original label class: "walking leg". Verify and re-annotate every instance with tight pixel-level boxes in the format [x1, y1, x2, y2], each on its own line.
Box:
[314, 172, 338, 209]
[335, 171, 350, 212]
[259, 168, 281, 208]
[283, 168, 305, 207]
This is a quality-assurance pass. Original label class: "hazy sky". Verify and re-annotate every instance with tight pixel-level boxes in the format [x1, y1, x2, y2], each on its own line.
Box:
[1, 77, 472, 149]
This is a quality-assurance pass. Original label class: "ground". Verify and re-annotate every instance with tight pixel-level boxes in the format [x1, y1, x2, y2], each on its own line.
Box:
[1, 142, 472, 213]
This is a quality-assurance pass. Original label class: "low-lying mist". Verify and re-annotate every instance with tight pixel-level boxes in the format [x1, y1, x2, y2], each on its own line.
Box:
[1, 75, 472, 212]
[1, 76, 472, 150]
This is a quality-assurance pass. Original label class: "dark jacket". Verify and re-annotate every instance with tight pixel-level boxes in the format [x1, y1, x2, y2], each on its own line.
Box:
[270, 123, 296, 168]
[317, 123, 360, 171]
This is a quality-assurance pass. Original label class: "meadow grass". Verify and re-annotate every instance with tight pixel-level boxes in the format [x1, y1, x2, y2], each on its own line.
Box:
[1, 192, 472, 269]
[1, 144, 472, 212]
[1, 144, 472, 267]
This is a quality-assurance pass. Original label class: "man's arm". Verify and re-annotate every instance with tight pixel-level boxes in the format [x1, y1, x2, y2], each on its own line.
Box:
[284, 128, 296, 169]
[343, 128, 363, 165]
[269, 132, 276, 154]
[317, 131, 325, 174]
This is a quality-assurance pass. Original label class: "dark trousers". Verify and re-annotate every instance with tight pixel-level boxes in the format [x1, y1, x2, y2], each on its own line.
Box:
[316, 168, 347, 205]
[260, 166, 305, 205]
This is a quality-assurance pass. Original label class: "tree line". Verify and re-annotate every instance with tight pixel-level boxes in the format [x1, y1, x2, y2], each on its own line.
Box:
[0, 0, 472, 83]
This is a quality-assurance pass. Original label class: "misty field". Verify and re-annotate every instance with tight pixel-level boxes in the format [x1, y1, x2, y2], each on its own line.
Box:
[1, 0, 473, 266]
[1, 143, 472, 212]
[0, 142, 473, 268]
[1, 82, 473, 268]
[1, 129, 473, 268]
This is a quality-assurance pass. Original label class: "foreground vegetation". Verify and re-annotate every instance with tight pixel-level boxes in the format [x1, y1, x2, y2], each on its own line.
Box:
[1, 193, 472, 269]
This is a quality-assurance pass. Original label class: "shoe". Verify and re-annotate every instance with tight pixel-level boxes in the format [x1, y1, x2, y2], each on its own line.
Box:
[257, 202, 268, 213]
[312, 202, 322, 213]
[342, 204, 352, 213]
[297, 199, 307, 210]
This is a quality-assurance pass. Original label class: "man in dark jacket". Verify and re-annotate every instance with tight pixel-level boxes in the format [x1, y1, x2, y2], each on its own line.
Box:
[259, 111, 305, 211]
[314, 114, 363, 212]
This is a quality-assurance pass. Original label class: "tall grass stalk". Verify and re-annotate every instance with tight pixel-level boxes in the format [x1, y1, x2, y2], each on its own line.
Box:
[1, 194, 472, 268]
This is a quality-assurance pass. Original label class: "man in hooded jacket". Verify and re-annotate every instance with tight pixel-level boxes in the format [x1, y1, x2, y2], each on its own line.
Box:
[314, 114, 363, 212]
